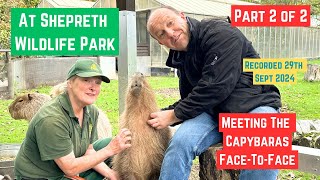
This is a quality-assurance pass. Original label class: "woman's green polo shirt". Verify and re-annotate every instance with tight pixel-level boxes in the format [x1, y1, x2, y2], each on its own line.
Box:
[14, 93, 99, 179]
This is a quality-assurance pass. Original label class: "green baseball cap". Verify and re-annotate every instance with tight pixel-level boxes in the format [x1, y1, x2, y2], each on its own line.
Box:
[67, 59, 110, 83]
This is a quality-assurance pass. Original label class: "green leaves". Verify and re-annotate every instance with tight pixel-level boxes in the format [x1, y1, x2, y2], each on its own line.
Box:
[0, 0, 39, 48]
[243, 0, 319, 26]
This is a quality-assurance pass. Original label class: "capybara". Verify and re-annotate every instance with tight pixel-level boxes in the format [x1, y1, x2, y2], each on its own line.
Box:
[8, 82, 112, 138]
[112, 73, 171, 180]
[8, 93, 51, 121]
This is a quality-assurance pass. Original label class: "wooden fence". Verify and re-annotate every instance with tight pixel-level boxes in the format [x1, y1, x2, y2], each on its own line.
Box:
[0, 49, 13, 99]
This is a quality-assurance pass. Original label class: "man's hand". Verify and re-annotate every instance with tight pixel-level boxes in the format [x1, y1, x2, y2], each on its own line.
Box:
[147, 110, 180, 129]
[105, 128, 132, 155]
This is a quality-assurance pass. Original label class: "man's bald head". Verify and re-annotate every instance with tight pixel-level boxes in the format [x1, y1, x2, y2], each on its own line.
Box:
[147, 6, 190, 51]
[147, 7, 180, 32]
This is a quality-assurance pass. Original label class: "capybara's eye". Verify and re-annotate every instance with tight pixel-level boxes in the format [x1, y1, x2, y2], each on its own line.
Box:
[18, 99, 23, 102]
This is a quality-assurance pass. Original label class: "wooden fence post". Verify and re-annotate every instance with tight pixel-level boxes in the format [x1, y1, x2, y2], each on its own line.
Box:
[7, 61, 14, 99]
[304, 64, 320, 81]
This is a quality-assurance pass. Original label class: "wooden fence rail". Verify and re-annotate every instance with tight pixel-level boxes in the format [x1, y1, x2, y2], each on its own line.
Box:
[292, 145, 320, 175]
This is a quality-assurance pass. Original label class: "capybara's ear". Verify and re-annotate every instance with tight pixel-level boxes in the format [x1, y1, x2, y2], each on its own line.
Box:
[28, 93, 33, 100]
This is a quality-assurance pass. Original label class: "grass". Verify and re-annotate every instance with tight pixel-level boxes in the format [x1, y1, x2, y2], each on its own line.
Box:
[277, 71, 320, 119]
[0, 60, 319, 179]
[308, 59, 320, 65]
[275, 59, 320, 120]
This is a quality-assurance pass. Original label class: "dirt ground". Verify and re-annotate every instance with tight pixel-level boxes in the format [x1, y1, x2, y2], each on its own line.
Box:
[155, 88, 180, 99]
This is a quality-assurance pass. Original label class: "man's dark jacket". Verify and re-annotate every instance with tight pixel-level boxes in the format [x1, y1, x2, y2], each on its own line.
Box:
[165, 17, 281, 121]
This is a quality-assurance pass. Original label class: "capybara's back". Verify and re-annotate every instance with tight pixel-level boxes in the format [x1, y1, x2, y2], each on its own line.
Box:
[112, 73, 171, 180]
[8, 93, 51, 121]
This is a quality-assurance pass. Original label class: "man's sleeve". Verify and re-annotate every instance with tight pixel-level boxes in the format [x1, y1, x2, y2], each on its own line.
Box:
[174, 23, 246, 120]
[161, 100, 181, 111]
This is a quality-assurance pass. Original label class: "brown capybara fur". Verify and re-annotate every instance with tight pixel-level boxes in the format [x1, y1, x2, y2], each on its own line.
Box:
[112, 73, 171, 180]
[8, 93, 51, 121]
[8, 81, 112, 139]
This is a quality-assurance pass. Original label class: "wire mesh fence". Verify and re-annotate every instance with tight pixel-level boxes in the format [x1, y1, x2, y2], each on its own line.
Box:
[239, 26, 320, 59]
[150, 21, 320, 67]
[150, 26, 320, 67]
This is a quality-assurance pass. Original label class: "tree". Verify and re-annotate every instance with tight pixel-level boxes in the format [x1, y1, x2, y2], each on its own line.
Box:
[0, 0, 40, 49]
[243, 0, 320, 23]
[23, 0, 41, 7]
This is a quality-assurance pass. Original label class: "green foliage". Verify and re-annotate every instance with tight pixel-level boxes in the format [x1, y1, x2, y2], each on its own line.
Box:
[243, 0, 320, 23]
[0, 0, 39, 48]
[23, 0, 40, 7]
[0, 0, 21, 48]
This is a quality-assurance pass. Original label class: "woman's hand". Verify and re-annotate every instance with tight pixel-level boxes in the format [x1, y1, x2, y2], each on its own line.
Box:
[106, 128, 132, 155]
